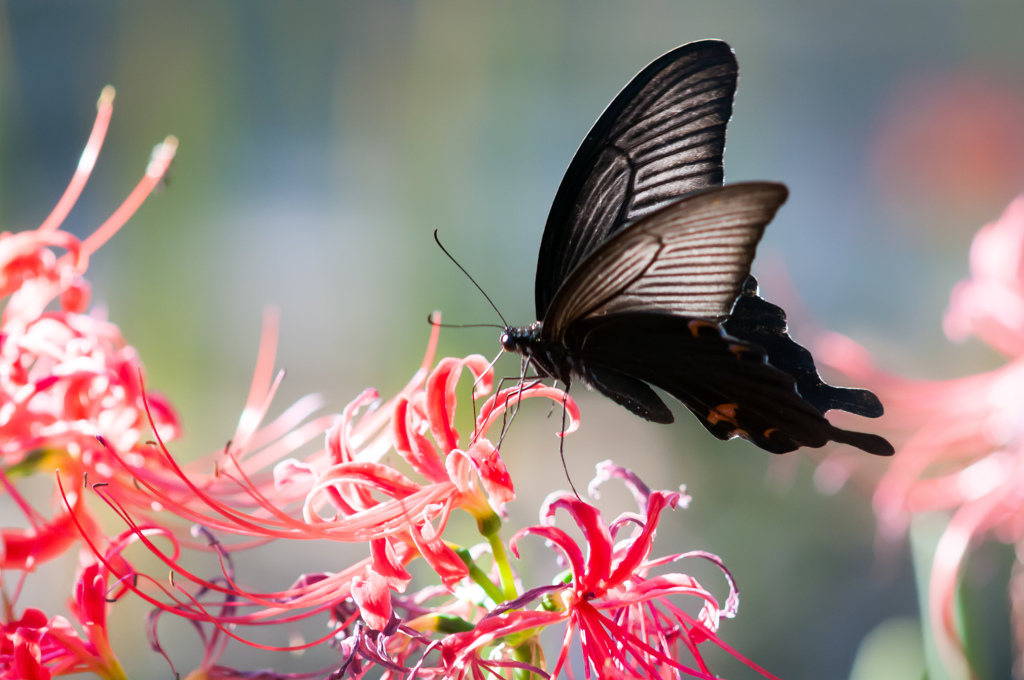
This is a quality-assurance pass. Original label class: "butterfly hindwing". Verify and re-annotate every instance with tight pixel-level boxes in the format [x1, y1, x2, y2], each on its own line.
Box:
[724, 276, 885, 418]
[542, 183, 789, 341]
[565, 312, 895, 455]
[535, 40, 739, 319]
[582, 363, 674, 424]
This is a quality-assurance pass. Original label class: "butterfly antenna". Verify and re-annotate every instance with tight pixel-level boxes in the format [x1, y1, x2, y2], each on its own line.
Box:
[425, 314, 503, 330]
[433, 230, 509, 327]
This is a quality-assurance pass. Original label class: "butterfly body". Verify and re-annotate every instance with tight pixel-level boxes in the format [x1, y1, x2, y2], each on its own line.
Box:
[501, 40, 894, 456]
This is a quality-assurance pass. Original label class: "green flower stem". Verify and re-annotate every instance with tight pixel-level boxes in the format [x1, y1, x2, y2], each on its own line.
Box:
[455, 547, 506, 605]
[486, 530, 518, 602]
[99, 660, 129, 680]
[475, 510, 518, 602]
[512, 639, 541, 680]
[910, 513, 961, 680]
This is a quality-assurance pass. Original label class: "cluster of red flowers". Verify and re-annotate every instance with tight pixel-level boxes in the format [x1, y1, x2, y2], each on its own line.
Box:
[0, 92, 778, 679]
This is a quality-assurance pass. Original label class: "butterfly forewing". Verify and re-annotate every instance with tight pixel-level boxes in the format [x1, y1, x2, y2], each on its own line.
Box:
[542, 183, 788, 341]
[535, 40, 739, 319]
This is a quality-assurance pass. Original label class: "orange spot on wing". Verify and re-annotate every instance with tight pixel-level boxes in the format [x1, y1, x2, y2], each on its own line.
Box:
[706, 403, 740, 426]
[687, 320, 719, 338]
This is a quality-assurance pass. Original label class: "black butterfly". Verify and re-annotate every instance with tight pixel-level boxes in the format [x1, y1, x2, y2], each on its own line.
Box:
[499, 40, 893, 456]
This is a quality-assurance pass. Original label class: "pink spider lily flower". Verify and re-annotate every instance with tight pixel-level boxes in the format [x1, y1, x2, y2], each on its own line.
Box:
[816, 195, 1024, 678]
[424, 462, 779, 680]
[315, 356, 574, 634]
[300, 352, 574, 599]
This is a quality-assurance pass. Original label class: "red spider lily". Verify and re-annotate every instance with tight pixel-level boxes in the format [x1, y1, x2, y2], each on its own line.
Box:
[425, 462, 779, 680]
[0, 86, 180, 576]
[0, 563, 127, 680]
[817, 195, 1024, 678]
[66, 322, 579, 674]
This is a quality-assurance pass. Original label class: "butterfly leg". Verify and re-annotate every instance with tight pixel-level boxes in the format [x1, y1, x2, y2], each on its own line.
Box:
[473, 373, 514, 445]
[558, 387, 582, 500]
[496, 379, 543, 448]
[496, 356, 539, 449]
[499, 356, 531, 441]
[473, 371, 542, 446]
[546, 381, 560, 418]
[490, 358, 528, 445]
[469, 349, 506, 443]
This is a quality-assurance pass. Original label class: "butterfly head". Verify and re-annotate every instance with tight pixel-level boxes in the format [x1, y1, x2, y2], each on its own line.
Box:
[500, 322, 543, 355]
[500, 321, 571, 383]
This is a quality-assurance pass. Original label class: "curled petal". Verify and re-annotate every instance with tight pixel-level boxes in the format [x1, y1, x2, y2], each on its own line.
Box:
[598, 572, 713, 607]
[589, 460, 653, 508]
[547, 498, 613, 593]
[369, 537, 412, 592]
[0, 229, 82, 300]
[425, 356, 491, 453]
[409, 521, 468, 591]
[1, 492, 101, 571]
[646, 549, 741, 622]
[272, 458, 316, 493]
[74, 563, 107, 630]
[476, 382, 580, 440]
[304, 461, 421, 522]
[447, 439, 515, 508]
[944, 195, 1024, 355]
[330, 388, 380, 465]
[607, 490, 681, 588]
[12, 626, 49, 680]
[325, 411, 378, 512]
[509, 524, 585, 588]
[392, 395, 448, 483]
[351, 568, 395, 632]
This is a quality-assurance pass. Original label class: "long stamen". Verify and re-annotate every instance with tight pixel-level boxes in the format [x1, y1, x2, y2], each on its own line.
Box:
[237, 307, 280, 441]
[39, 86, 116, 234]
[80, 135, 178, 260]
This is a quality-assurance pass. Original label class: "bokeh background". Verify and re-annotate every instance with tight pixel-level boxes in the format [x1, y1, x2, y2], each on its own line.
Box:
[3, 2, 1024, 678]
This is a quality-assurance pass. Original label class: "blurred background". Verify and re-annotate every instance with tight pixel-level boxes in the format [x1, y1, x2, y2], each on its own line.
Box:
[2, 2, 1024, 678]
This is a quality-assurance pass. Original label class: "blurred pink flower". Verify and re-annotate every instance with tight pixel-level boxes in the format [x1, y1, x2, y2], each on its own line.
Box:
[871, 73, 1024, 222]
[818, 194, 1024, 678]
